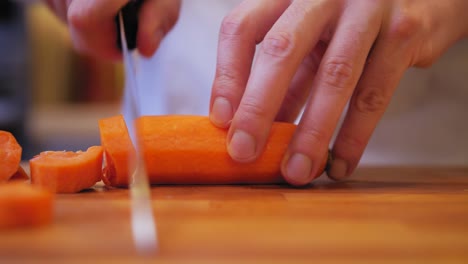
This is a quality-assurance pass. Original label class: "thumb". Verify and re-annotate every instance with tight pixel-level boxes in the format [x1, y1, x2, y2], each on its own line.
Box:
[137, 0, 181, 57]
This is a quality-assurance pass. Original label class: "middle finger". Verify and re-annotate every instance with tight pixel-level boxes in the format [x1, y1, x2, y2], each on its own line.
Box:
[227, 0, 339, 163]
[282, 0, 384, 185]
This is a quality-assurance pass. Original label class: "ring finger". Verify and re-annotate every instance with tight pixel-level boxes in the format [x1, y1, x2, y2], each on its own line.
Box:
[281, 1, 383, 186]
[328, 14, 417, 180]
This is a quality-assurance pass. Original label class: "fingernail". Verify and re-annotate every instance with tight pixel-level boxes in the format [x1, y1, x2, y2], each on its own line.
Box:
[327, 159, 348, 180]
[285, 153, 312, 185]
[228, 130, 256, 162]
[210, 97, 233, 127]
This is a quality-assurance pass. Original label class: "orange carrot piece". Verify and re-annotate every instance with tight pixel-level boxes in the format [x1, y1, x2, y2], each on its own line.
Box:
[9, 166, 29, 181]
[99, 115, 326, 186]
[30, 146, 103, 193]
[0, 182, 53, 229]
[135, 115, 300, 184]
[99, 115, 136, 187]
[0, 131, 22, 182]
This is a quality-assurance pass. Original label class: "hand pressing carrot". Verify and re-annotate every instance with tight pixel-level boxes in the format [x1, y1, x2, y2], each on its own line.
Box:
[0, 131, 22, 182]
[135, 115, 327, 185]
[0, 182, 53, 229]
[30, 146, 103, 193]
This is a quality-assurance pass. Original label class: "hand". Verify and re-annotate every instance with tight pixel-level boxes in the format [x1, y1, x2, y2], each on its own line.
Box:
[209, 0, 468, 186]
[44, 0, 181, 60]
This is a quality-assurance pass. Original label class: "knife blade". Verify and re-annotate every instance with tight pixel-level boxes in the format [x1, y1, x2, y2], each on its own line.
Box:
[117, 4, 158, 254]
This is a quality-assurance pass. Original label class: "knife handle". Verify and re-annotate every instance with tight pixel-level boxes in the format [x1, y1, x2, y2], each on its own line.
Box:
[116, 0, 143, 51]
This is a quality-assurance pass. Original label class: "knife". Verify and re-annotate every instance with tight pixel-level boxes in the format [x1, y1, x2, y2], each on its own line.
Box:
[117, 1, 158, 254]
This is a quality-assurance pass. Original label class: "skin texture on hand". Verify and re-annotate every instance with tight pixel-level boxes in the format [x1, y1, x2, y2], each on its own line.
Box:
[44, 0, 181, 60]
[209, 0, 468, 186]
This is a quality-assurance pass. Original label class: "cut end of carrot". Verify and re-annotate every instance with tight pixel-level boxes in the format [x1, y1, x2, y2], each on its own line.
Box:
[0, 182, 54, 230]
[30, 146, 103, 193]
[99, 115, 136, 188]
[0, 131, 22, 182]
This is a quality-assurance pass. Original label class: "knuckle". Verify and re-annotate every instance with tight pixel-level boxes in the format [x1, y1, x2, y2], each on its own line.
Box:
[215, 63, 240, 88]
[354, 88, 388, 114]
[297, 124, 328, 147]
[262, 31, 296, 58]
[67, 7, 88, 31]
[388, 11, 420, 40]
[220, 14, 249, 37]
[321, 57, 355, 91]
[339, 133, 367, 150]
[240, 97, 269, 121]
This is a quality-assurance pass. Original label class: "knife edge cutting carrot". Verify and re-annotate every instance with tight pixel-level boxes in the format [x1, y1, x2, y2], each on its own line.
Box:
[42, 0, 468, 188]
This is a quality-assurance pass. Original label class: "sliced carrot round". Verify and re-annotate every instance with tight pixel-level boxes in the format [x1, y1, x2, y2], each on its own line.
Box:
[30, 146, 103, 193]
[0, 131, 22, 182]
[0, 182, 53, 229]
[99, 115, 136, 187]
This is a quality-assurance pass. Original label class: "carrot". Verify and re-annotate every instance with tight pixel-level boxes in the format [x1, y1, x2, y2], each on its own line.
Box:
[0, 131, 22, 182]
[0, 182, 53, 229]
[100, 115, 327, 186]
[30, 146, 103, 193]
[9, 166, 29, 181]
[99, 115, 136, 187]
[135, 115, 299, 184]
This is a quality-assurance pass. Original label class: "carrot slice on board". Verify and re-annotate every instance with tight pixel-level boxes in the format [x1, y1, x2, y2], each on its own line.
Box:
[135, 115, 300, 184]
[0, 131, 22, 182]
[99, 115, 136, 187]
[0, 182, 53, 229]
[30, 146, 103, 193]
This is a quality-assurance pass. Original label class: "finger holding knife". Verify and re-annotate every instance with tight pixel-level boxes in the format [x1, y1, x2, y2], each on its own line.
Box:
[44, 0, 181, 60]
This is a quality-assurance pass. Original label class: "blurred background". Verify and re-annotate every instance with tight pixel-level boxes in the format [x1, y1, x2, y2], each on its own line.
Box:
[0, 1, 122, 159]
[1, 1, 467, 165]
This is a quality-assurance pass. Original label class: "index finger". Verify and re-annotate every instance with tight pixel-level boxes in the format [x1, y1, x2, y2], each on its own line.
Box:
[225, 0, 338, 162]
[210, 0, 291, 128]
[67, 0, 131, 60]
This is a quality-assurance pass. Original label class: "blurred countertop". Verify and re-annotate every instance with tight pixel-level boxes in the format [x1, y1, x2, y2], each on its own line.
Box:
[26, 103, 121, 152]
[2, 166, 468, 262]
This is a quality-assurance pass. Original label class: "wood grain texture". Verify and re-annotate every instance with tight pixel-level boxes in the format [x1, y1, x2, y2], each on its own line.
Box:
[0, 167, 467, 263]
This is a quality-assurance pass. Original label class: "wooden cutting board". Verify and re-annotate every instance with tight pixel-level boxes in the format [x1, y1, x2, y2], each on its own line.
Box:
[1, 167, 467, 263]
